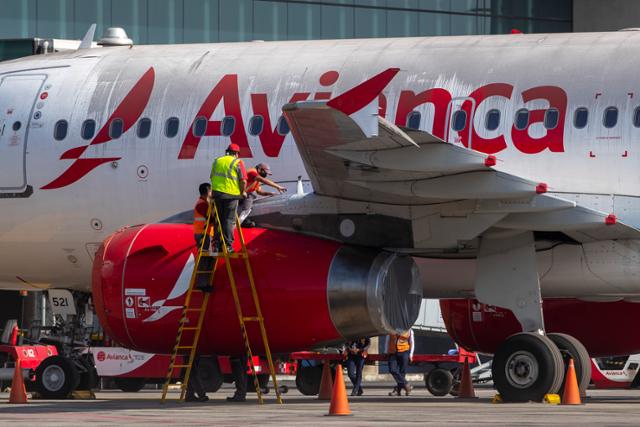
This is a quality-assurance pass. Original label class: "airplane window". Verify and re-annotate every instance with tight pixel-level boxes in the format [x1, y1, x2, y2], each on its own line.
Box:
[573, 107, 588, 129]
[12, 121, 21, 132]
[221, 116, 235, 137]
[137, 118, 151, 138]
[54, 120, 68, 141]
[165, 117, 180, 138]
[634, 107, 640, 128]
[406, 111, 421, 130]
[248, 115, 264, 136]
[192, 117, 207, 137]
[277, 116, 290, 136]
[451, 110, 467, 132]
[603, 106, 618, 128]
[81, 119, 96, 140]
[485, 109, 501, 131]
[544, 108, 559, 130]
[110, 118, 124, 139]
[514, 108, 529, 130]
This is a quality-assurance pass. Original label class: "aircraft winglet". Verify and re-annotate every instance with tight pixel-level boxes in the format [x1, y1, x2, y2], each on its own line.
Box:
[78, 24, 97, 50]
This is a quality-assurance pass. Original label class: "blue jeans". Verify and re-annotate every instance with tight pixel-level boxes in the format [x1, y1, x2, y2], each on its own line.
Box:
[388, 351, 410, 387]
[346, 355, 365, 393]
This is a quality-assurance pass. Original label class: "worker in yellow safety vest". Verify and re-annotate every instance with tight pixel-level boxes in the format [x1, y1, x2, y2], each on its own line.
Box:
[210, 143, 248, 253]
[385, 329, 414, 396]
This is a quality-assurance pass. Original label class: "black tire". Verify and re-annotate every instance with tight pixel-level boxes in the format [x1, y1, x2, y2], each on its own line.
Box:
[425, 368, 454, 396]
[492, 332, 565, 402]
[114, 377, 146, 392]
[295, 364, 323, 396]
[197, 356, 223, 393]
[547, 333, 591, 397]
[35, 355, 80, 399]
[279, 385, 289, 394]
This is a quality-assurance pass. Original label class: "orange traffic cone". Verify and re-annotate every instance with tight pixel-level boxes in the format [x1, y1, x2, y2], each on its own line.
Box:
[327, 363, 351, 416]
[318, 362, 333, 400]
[561, 359, 582, 405]
[8, 359, 27, 404]
[457, 358, 477, 399]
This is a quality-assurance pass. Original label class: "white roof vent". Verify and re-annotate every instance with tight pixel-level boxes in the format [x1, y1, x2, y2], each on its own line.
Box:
[98, 27, 133, 46]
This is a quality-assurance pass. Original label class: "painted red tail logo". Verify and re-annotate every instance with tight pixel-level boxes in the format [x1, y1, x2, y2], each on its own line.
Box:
[41, 67, 155, 190]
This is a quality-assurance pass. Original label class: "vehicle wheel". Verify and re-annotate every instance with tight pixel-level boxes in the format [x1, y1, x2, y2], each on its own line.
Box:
[295, 364, 323, 396]
[492, 332, 565, 402]
[197, 356, 223, 393]
[114, 377, 146, 392]
[35, 355, 80, 399]
[279, 385, 289, 394]
[425, 368, 453, 396]
[547, 333, 591, 397]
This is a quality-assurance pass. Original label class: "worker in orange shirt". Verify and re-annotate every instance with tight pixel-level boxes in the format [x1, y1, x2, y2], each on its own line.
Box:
[238, 163, 286, 227]
[193, 182, 214, 292]
[385, 329, 414, 396]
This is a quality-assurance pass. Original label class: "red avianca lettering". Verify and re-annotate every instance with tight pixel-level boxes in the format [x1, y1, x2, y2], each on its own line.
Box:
[42, 67, 567, 190]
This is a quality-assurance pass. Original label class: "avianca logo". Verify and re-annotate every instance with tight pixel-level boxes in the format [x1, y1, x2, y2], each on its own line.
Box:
[41, 65, 568, 190]
[41, 67, 155, 190]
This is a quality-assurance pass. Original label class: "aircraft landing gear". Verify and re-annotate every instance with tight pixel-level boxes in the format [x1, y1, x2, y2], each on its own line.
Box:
[492, 332, 564, 402]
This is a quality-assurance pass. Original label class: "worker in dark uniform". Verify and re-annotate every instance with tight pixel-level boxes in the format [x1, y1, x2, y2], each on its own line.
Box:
[210, 143, 247, 253]
[386, 329, 414, 396]
[343, 337, 370, 396]
[227, 354, 248, 402]
[185, 355, 209, 402]
[238, 163, 286, 226]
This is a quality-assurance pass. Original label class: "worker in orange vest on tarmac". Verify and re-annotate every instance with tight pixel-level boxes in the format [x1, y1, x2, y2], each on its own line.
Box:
[238, 163, 286, 227]
[385, 329, 415, 396]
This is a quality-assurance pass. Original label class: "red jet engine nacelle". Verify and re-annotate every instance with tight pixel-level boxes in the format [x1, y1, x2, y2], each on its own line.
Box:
[93, 224, 421, 356]
[440, 299, 640, 357]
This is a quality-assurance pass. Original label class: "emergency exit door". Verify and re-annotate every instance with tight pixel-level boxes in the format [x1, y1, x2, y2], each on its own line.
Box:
[0, 74, 46, 197]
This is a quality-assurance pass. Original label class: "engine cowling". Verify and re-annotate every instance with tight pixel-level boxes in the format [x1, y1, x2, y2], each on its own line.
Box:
[93, 224, 422, 355]
[440, 299, 640, 357]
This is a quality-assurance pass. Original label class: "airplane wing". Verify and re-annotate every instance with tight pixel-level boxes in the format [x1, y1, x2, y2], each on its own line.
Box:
[282, 69, 640, 246]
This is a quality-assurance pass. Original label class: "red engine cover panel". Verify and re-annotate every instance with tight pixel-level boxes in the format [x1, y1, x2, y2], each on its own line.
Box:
[441, 299, 640, 357]
[93, 224, 342, 355]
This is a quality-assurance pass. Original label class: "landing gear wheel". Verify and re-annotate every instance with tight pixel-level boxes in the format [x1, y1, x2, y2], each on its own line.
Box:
[114, 377, 146, 392]
[547, 333, 591, 397]
[35, 355, 80, 399]
[425, 368, 454, 396]
[295, 363, 323, 396]
[492, 332, 565, 402]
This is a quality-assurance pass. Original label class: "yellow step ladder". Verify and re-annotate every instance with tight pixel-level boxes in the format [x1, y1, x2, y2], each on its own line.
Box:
[160, 202, 283, 404]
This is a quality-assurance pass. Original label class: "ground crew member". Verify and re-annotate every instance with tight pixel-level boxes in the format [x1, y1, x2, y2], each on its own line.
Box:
[185, 355, 209, 402]
[385, 329, 414, 396]
[193, 182, 214, 250]
[210, 143, 247, 253]
[193, 183, 214, 292]
[238, 163, 287, 226]
[343, 337, 370, 396]
[227, 354, 248, 402]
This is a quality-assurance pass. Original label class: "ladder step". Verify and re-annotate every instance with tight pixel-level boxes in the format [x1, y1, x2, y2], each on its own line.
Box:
[242, 316, 263, 322]
[185, 308, 204, 311]
[209, 252, 247, 259]
[172, 364, 190, 368]
[181, 327, 198, 330]
[176, 345, 195, 349]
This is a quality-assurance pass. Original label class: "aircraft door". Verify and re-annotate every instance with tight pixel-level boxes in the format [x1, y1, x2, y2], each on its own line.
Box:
[0, 74, 46, 197]
[445, 97, 475, 148]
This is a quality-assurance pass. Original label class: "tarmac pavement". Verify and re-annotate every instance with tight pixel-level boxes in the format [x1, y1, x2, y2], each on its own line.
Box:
[1, 382, 640, 426]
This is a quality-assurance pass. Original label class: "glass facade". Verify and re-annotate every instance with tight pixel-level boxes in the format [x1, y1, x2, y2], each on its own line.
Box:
[0, 0, 572, 44]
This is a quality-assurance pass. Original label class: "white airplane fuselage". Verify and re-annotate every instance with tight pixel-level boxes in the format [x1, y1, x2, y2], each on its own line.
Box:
[1, 31, 639, 296]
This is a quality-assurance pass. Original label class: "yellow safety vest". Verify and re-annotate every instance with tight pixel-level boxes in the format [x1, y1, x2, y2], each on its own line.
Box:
[387, 331, 411, 353]
[193, 198, 214, 237]
[211, 155, 242, 196]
